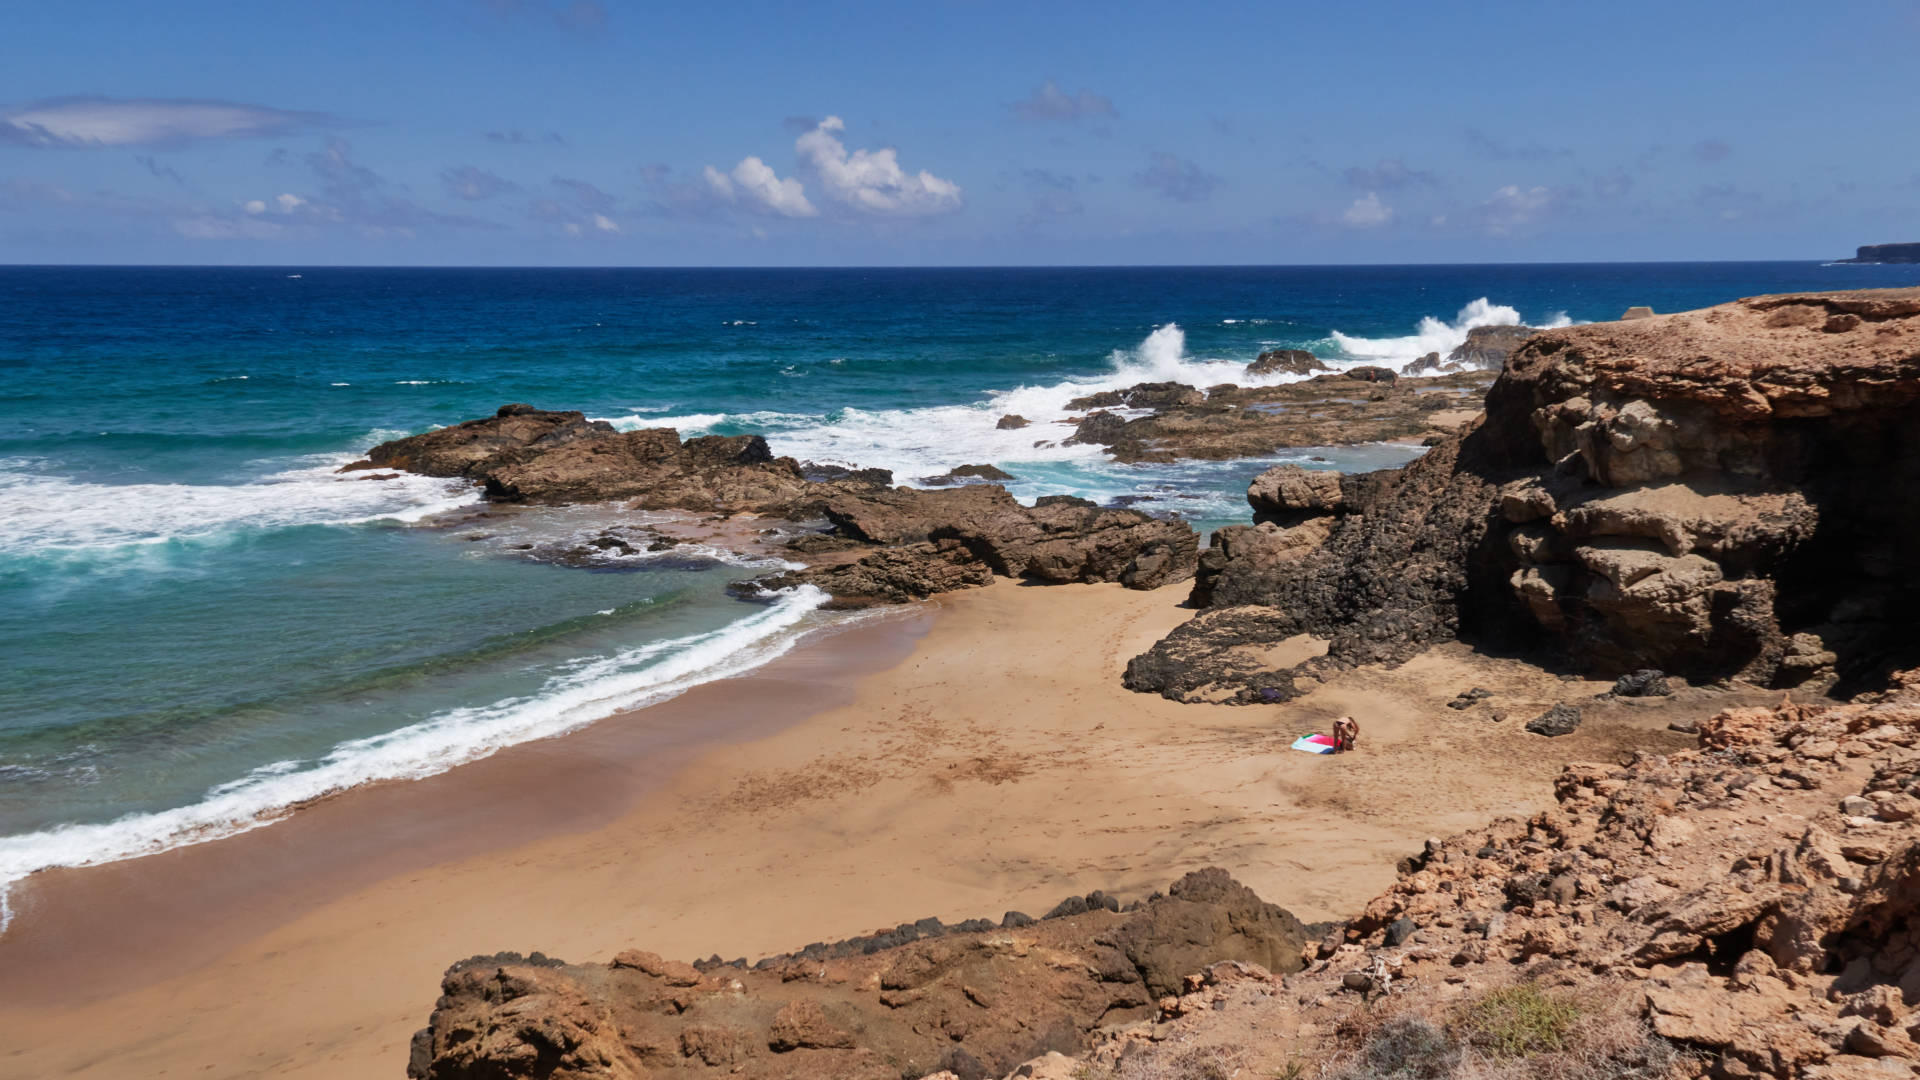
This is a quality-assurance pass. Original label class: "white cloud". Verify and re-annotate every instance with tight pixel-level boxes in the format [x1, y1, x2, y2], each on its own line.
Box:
[592, 213, 619, 233]
[703, 157, 816, 218]
[243, 199, 267, 215]
[0, 97, 333, 148]
[794, 117, 961, 216]
[276, 193, 305, 212]
[1342, 192, 1393, 227]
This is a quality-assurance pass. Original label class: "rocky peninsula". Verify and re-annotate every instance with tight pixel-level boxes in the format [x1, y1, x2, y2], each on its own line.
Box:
[387, 288, 1920, 1080]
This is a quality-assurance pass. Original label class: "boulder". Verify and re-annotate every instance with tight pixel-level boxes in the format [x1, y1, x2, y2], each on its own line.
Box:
[1525, 704, 1582, 737]
[1246, 465, 1346, 524]
[995, 414, 1030, 430]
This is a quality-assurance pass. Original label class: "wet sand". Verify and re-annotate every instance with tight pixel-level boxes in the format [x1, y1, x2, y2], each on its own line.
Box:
[0, 579, 1691, 1079]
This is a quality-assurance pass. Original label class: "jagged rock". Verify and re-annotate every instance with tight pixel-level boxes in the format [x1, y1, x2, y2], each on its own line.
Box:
[995, 414, 1030, 430]
[408, 870, 1303, 1080]
[363, 405, 815, 511]
[1128, 288, 1920, 703]
[924, 464, 1014, 485]
[740, 486, 1196, 604]
[1247, 349, 1329, 377]
[1065, 382, 1204, 411]
[1611, 669, 1672, 697]
[1524, 704, 1582, 737]
[1445, 324, 1535, 370]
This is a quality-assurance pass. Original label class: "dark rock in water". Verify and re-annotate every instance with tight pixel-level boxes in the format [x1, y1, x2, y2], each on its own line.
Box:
[802, 462, 894, 486]
[1611, 669, 1673, 697]
[365, 404, 815, 512]
[1066, 381, 1205, 412]
[1247, 349, 1329, 377]
[995, 413, 1030, 430]
[923, 463, 1014, 485]
[1385, 917, 1418, 946]
[1400, 351, 1447, 376]
[1345, 366, 1398, 385]
[1525, 704, 1583, 737]
[1445, 324, 1535, 370]
[1066, 410, 1128, 446]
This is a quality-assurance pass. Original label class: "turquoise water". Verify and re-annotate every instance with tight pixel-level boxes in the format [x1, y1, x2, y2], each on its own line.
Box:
[4, 261, 1917, 916]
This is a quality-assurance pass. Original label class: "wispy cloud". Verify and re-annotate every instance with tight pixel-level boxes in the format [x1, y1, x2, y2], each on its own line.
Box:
[1691, 138, 1733, 163]
[440, 164, 521, 201]
[1342, 157, 1436, 191]
[234, 137, 498, 235]
[134, 154, 185, 186]
[1464, 128, 1573, 163]
[1133, 152, 1219, 203]
[1017, 168, 1085, 229]
[484, 129, 567, 146]
[1009, 80, 1117, 124]
[0, 96, 338, 149]
[794, 117, 961, 216]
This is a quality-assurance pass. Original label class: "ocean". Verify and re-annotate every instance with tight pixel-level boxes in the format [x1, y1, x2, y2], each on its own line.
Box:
[4, 260, 1917, 926]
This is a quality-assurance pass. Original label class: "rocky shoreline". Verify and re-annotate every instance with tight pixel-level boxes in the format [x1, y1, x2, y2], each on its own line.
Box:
[392, 288, 1920, 1079]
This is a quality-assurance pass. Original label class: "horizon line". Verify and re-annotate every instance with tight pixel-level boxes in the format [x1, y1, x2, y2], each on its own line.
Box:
[0, 257, 1887, 272]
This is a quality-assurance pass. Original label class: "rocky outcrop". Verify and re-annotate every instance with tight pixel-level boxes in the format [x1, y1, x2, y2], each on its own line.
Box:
[1065, 382, 1205, 411]
[1063, 371, 1493, 463]
[753, 487, 1198, 605]
[1127, 288, 1920, 703]
[406, 870, 1307, 1080]
[1246, 349, 1329, 377]
[357, 405, 813, 512]
[1446, 324, 1536, 370]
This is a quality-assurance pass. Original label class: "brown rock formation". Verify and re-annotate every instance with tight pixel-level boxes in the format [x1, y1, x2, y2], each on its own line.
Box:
[406, 870, 1307, 1080]
[747, 487, 1198, 606]
[1063, 371, 1493, 463]
[1126, 288, 1920, 703]
[359, 405, 813, 512]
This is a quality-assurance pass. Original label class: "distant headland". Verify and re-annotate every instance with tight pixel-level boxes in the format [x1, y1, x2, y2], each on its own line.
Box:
[1837, 241, 1920, 264]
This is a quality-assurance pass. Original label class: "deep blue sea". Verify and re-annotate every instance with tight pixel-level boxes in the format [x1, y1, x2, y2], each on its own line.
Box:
[4, 261, 1917, 924]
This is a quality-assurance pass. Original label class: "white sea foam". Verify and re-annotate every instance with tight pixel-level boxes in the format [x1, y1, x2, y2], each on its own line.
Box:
[0, 584, 831, 934]
[0, 451, 480, 557]
[605, 324, 1370, 490]
[1330, 297, 1577, 367]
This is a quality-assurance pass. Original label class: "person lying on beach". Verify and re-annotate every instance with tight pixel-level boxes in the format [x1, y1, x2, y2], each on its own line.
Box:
[1333, 715, 1360, 753]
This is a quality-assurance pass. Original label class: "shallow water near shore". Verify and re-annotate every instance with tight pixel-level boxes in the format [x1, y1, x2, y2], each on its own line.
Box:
[4, 260, 1917, 921]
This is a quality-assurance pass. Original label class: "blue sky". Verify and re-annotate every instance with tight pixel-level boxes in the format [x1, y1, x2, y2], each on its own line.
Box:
[3, 0, 1916, 265]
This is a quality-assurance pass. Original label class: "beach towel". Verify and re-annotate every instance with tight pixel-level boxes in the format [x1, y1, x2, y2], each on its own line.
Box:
[1290, 733, 1339, 754]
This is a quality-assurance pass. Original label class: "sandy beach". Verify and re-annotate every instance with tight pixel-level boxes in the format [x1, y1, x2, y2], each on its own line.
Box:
[0, 579, 1693, 1079]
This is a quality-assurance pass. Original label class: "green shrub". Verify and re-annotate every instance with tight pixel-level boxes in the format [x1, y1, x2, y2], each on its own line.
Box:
[1452, 984, 1579, 1058]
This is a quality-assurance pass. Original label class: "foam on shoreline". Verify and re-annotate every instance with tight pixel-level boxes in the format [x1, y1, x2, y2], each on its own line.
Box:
[0, 584, 833, 936]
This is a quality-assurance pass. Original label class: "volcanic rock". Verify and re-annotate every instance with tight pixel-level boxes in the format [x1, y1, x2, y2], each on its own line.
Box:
[1445, 324, 1536, 370]
[1065, 381, 1204, 411]
[406, 870, 1306, 1080]
[1126, 288, 1920, 703]
[362, 405, 814, 512]
[741, 485, 1197, 604]
[1247, 349, 1329, 377]
[1523, 703, 1582, 737]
